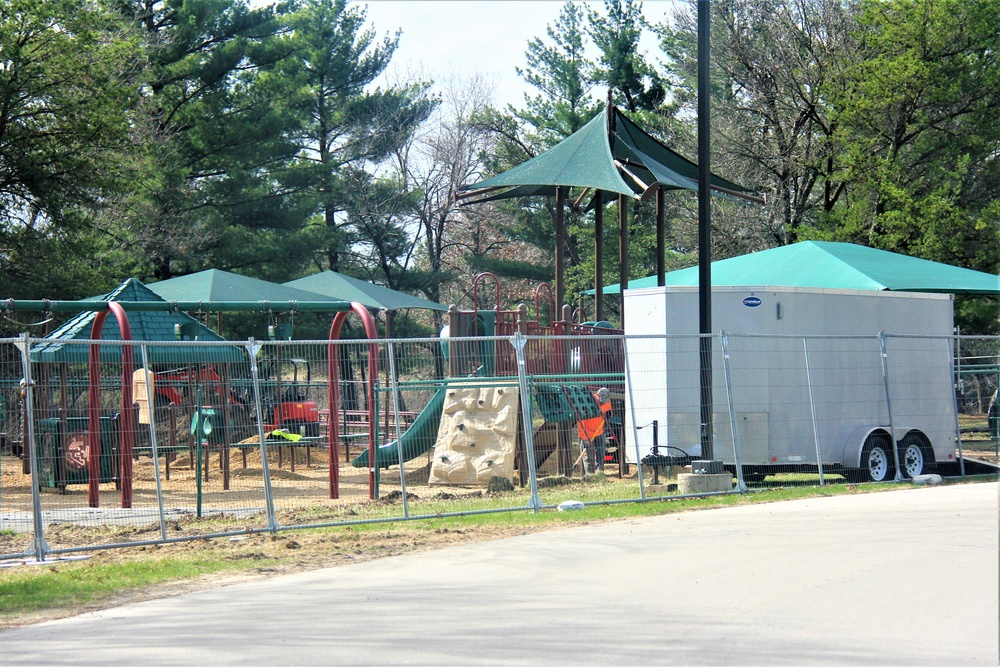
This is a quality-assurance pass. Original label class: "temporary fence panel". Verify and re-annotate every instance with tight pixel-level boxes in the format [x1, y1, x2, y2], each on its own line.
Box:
[882, 335, 961, 476]
[0, 338, 34, 558]
[720, 333, 814, 477]
[954, 336, 1000, 462]
[3, 331, 992, 562]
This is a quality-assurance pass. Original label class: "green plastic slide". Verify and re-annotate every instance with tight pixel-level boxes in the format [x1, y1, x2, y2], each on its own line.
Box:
[350, 386, 446, 469]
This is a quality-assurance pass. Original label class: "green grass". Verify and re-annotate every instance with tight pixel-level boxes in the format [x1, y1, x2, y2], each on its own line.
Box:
[312, 477, 892, 533]
[0, 555, 265, 617]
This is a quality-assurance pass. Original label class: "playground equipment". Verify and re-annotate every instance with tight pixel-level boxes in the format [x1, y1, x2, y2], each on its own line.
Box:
[257, 357, 321, 438]
[345, 272, 627, 488]
[8, 271, 626, 506]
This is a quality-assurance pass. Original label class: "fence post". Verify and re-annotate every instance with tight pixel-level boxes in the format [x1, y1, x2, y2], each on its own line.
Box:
[387, 339, 409, 517]
[15, 334, 47, 561]
[802, 338, 825, 486]
[139, 344, 169, 540]
[720, 332, 746, 492]
[247, 339, 278, 532]
[512, 332, 542, 511]
[878, 332, 904, 481]
[948, 336, 966, 477]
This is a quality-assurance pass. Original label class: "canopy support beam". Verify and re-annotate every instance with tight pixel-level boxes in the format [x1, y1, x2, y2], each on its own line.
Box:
[619, 194, 628, 321]
[656, 186, 666, 286]
[594, 191, 605, 321]
[555, 186, 566, 309]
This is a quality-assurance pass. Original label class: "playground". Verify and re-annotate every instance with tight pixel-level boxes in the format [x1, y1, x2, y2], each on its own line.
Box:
[1, 253, 998, 560]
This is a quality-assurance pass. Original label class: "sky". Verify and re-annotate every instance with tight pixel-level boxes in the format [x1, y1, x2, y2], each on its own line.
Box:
[359, 1, 674, 109]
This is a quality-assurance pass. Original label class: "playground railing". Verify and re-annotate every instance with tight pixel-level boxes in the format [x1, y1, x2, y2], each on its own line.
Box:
[1, 333, 997, 561]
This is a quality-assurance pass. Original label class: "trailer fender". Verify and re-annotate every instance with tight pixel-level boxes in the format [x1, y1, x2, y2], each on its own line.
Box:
[839, 425, 928, 470]
[838, 425, 893, 470]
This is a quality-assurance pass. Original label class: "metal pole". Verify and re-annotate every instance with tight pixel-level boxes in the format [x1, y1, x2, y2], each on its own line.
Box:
[594, 190, 604, 321]
[555, 186, 566, 309]
[0, 299, 352, 314]
[618, 194, 628, 323]
[139, 344, 169, 541]
[878, 332, 904, 481]
[656, 186, 665, 287]
[195, 386, 203, 518]
[247, 340, 278, 531]
[947, 336, 966, 477]
[697, 0, 714, 459]
[512, 332, 542, 511]
[721, 332, 745, 492]
[802, 338, 825, 485]
[16, 334, 48, 561]
[387, 339, 409, 517]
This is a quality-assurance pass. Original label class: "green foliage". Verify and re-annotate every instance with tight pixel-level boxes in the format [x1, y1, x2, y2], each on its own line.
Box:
[0, 0, 144, 296]
[515, 0, 600, 144]
[652, 0, 998, 331]
[587, 0, 665, 112]
[821, 0, 1000, 272]
[281, 0, 436, 276]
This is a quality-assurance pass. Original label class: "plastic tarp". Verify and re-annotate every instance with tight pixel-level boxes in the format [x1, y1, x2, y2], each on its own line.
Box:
[586, 241, 1000, 295]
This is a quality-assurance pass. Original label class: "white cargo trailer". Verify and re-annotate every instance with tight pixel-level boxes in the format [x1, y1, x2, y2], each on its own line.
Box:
[623, 286, 958, 481]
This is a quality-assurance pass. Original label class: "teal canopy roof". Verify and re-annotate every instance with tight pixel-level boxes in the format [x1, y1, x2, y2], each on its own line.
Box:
[458, 105, 753, 204]
[31, 279, 244, 364]
[586, 242, 1000, 295]
[284, 271, 447, 312]
[148, 269, 341, 305]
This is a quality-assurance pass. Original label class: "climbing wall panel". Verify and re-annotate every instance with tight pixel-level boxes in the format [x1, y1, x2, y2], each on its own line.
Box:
[428, 384, 520, 485]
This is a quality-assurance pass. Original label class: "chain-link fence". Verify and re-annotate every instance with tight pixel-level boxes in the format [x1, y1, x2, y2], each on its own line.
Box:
[1, 333, 997, 561]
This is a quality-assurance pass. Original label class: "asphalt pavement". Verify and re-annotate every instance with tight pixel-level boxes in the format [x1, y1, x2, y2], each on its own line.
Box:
[1, 482, 997, 666]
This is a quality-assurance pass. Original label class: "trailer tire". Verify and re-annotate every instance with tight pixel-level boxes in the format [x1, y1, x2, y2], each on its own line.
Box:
[861, 435, 895, 483]
[899, 433, 929, 479]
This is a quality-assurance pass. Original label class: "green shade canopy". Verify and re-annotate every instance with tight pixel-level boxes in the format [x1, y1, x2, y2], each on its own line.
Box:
[284, 271, 448, 312]
[148, 269, 342, 306]
[586, 242, 1000, 295]
[458, 105, 753, 204]
[31, 279, 245, 364]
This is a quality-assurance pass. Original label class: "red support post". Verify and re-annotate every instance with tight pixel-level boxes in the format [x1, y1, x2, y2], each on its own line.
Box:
[328, 303, 379, 500]
[87, 302, 134, 508]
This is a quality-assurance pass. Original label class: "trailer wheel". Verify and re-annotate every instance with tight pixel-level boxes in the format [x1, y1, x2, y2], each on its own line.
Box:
[899, 433, 928, 479]
[862, 435, 895, 483]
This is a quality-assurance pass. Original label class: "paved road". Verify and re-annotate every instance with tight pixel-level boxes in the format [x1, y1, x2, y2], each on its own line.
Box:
[2, 483, 997, 666]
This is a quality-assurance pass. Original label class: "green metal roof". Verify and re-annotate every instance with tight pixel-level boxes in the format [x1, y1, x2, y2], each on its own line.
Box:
[587, 242, 1000, 295]
[284, 271, 448, 312]
[458, 105, 753, 204]
[31, 278, 244, 364]
[148, 269, 341, 305]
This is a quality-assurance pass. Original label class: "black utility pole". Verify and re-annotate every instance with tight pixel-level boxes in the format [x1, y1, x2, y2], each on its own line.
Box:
[697, 0, 714, 459]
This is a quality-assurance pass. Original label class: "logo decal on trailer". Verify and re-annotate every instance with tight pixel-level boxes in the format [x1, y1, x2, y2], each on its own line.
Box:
[742, 296, 762, 308]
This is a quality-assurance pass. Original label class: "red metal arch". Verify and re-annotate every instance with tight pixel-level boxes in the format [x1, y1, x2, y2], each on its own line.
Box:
[87, 302, 135, 508]
[327, 303, 379, 499]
